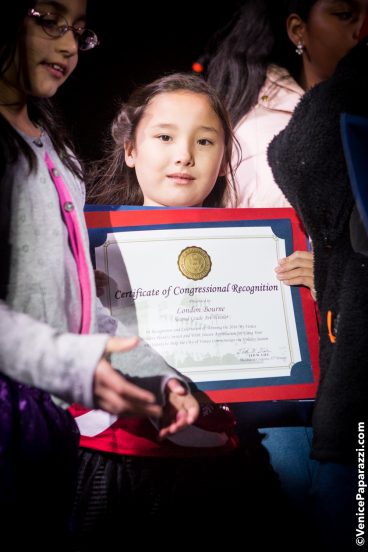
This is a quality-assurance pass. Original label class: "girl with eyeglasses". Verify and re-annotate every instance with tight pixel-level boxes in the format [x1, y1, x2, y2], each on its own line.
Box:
[0, 0, 199, 543]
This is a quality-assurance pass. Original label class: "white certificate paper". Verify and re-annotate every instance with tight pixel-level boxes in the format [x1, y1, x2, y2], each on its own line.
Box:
[96, 225, 301, 383]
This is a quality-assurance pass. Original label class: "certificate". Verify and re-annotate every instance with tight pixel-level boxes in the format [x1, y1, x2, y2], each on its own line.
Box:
[86, 207, 319, 403]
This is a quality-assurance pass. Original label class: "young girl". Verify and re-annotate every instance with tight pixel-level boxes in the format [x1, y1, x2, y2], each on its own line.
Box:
[0, 2, 198, 542]
[71, 73, 288, 547]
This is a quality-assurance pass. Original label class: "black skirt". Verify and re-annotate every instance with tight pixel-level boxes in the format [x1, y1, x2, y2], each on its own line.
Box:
[71, 429, 294, 549]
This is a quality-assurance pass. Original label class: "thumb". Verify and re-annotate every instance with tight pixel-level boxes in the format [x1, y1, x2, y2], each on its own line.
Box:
[104, 336, 139, 355]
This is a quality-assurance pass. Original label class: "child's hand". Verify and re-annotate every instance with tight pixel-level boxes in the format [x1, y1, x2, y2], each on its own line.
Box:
[158, 379, 200, 439]
[93, 336, 162, 417]
[275, 250, 316, 300]
[95, 270, 109, 297]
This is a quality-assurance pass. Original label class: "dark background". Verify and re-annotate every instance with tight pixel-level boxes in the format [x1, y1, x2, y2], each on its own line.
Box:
[57, 2, 241, 162]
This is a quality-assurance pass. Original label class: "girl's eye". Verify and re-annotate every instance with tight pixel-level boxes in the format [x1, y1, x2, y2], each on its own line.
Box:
[333, 11, 353, 20]
[40, 15, 60, 30]
[158, 135, 171, 142]
[198, 138, 213, 146]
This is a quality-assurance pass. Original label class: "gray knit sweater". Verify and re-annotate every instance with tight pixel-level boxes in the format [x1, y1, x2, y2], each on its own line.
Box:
[0, 131, 177, 409]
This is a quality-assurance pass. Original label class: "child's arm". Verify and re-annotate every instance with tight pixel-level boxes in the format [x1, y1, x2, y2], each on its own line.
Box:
[92, 336, 162, 417]
[0, 301, 162, 417]
[96, 299, 200, 430]
[96, 298, 190, 385]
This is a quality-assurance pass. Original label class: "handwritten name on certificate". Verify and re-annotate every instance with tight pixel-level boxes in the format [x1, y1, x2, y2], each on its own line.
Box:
[96, 225, 301, 383]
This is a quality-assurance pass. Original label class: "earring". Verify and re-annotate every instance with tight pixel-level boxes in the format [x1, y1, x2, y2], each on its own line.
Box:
[295, 41, 304, 56]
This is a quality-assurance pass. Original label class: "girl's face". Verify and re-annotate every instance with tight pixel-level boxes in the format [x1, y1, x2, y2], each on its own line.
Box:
[124, 91, 226, 208]
[302, 0, 367, 86]
[1, 0, 86, 103]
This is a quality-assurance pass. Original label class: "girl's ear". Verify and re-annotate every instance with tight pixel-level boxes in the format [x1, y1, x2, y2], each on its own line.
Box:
[286, 13, 306, 49]
[124, 142, 135, 167]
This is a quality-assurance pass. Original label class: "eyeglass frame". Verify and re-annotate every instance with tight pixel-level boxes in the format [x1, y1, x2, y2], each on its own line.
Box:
[27, 8, 99, 51]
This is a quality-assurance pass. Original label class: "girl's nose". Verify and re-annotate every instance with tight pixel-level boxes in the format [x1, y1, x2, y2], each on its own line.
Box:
[175, 145, 194, 166]
[56, 29, 79, 56]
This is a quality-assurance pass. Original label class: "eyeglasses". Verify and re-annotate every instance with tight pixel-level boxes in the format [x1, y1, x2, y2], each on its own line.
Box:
[27, 9, 99, 51]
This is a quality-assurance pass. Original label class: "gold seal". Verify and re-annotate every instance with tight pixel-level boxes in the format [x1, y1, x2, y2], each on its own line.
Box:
[177, 246, 212, 280]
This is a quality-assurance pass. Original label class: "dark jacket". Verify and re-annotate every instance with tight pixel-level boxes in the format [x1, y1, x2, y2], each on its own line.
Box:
[268, 39, 368, 463]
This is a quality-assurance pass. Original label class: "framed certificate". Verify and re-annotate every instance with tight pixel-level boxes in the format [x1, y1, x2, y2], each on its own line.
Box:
[86, 206, 319, 404]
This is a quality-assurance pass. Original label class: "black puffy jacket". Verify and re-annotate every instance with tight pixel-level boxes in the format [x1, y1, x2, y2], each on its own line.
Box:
[268, 39, 368, 463]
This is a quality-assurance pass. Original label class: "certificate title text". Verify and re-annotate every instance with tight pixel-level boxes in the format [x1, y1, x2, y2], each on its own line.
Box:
[114, 282, 279, 300]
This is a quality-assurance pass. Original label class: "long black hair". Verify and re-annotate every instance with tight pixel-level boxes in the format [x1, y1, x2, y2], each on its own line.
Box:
[205, 0, 319, 127]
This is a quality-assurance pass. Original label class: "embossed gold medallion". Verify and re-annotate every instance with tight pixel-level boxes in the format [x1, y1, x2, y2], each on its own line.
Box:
[178, 246, 212, 280]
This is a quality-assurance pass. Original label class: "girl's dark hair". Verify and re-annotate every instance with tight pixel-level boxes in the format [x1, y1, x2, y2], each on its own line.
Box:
[88, 73, 239, 207]
[205, 0, 319, 126]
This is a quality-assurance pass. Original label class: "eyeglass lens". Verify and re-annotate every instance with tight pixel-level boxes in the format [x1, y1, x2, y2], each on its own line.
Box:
[29, 10, 98, 51]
